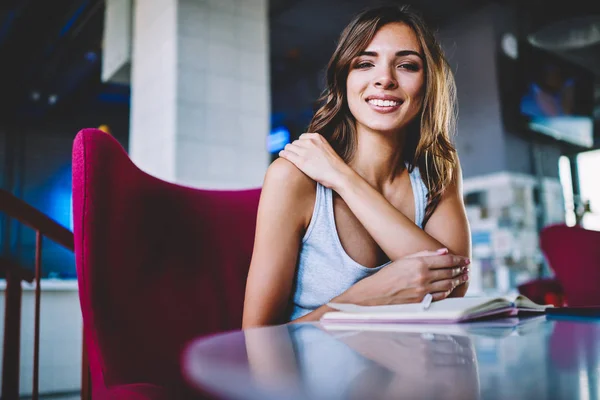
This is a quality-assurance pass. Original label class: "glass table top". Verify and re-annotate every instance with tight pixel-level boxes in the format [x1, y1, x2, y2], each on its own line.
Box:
[182, 316, 600, 400]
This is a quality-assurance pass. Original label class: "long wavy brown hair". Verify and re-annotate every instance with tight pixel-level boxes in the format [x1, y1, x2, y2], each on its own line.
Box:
[308, 5, 458, 226]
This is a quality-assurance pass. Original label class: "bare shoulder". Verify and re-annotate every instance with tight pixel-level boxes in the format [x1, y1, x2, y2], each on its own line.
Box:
[262, 158, 317, 225]
[265, 158, 315, 190]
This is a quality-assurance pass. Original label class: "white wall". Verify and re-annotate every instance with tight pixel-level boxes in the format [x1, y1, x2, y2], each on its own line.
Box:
[0, 280, 82, 396]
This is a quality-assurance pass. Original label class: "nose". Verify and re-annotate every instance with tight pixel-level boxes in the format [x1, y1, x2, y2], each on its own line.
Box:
[374, 66, 398, 90]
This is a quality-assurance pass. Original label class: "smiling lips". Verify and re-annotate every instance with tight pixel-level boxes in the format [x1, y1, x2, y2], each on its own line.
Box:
[365, 95, 403, 113]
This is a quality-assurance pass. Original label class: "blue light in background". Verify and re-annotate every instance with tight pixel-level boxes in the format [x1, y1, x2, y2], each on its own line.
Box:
[49, 165, 73, 231]
[84, 51, 97, 62]
[267, 126, 290, 153]
[50, 189, 73, 231]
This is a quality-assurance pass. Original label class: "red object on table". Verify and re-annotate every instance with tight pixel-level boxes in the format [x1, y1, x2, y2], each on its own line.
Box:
[72, 128, 260, 399]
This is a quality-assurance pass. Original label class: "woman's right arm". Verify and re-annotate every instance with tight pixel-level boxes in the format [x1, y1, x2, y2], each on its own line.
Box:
[242, 158, 315, 328]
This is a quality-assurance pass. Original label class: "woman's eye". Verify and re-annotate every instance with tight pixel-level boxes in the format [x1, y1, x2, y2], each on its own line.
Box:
[398, 63, 420, 72]
[354, 61, 373, 69]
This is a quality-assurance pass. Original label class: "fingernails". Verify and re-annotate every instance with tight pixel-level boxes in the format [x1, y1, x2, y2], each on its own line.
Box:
[464, 258, 471, 265]
[462, 274, 469, 281]
[462, 266, 469, 273]
[436, 248, 448, 255]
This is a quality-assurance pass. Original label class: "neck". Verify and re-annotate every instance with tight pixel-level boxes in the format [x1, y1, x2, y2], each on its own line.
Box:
[348, 126, 406, 190]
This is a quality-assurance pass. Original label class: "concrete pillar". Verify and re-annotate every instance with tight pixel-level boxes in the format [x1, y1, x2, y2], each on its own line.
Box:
[129, 0, 270, 189]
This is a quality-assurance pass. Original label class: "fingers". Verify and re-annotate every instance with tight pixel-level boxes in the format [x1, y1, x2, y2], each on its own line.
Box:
[282, 136, 319, 155]
[422, 254, 470, 270]
[279, 143, 303, 161]
[299, 132, 321, 140]
[429, 265, 470, 282]
[290, 138, 312, 148]
[431, 291, 451, 301]
[427, 274, 469, 301]
[284, 142, 303, 154]
[279, 144, 301, 164]
[296, 133, 327, 149]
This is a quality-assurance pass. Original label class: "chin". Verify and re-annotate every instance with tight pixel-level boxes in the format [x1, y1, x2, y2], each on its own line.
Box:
[360, 118, 408, 134]
[354, 109, 413, 134]
[366, 124, 402, 134]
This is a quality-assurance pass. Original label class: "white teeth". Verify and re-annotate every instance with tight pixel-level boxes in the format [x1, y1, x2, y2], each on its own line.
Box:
[368, 99, 399, 107]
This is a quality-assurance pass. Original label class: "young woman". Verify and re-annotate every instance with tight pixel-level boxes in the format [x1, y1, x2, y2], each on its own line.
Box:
[243, 5, 471, 328]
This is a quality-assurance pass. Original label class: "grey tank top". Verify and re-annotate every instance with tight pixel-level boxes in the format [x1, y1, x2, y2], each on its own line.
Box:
[289, 166, 429, 321]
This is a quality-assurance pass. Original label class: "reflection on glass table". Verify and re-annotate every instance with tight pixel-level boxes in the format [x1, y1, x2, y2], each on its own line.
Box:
[182, 317, 600, 400]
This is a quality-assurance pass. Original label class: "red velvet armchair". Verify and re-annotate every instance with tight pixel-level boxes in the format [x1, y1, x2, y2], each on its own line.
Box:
[72, 128, 261, 399]
[519, 224, 600, 307]
[539, 224, 600, 307]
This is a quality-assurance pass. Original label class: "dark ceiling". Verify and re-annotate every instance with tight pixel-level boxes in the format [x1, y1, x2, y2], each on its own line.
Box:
[0, 0, 109, 121]
[0, 0, 598, 122]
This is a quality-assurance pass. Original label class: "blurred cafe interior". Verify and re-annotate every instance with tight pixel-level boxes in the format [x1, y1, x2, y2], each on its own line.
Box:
[0, 0, 599, 399]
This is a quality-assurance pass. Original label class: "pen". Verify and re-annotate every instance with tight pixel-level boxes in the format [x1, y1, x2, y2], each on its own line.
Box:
[421, 293, 433, 311]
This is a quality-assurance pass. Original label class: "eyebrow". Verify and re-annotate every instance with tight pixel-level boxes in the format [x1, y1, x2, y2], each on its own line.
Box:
[359, 50, 423, 60]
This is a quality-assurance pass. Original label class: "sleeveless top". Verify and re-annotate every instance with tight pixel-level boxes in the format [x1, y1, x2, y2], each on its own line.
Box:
[288, 166, 429, 321]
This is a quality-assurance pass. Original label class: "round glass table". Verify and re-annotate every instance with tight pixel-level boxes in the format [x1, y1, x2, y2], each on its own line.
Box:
[182, 317, 600, 400]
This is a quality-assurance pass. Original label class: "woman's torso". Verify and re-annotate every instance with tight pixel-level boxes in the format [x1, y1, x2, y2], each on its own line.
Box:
[289, 166, 428, 320]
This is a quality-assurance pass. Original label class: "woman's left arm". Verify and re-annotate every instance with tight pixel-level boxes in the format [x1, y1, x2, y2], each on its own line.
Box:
[280, 133, 471, 293]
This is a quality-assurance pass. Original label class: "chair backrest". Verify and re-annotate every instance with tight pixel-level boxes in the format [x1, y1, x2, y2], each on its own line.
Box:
[72, 128, 261, 393]
[540, 224, 600, 306]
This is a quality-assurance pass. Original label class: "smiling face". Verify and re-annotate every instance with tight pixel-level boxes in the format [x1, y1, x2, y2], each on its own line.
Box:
[346, 22, 425, 136]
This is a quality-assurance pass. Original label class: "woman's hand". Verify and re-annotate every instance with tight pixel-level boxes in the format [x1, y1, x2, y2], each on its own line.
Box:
[278, 133, 349, 189]
[334, 248, 470, 305]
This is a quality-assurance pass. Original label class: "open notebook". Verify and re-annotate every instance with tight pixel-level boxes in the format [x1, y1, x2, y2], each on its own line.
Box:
[321, 294, 552, 324]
